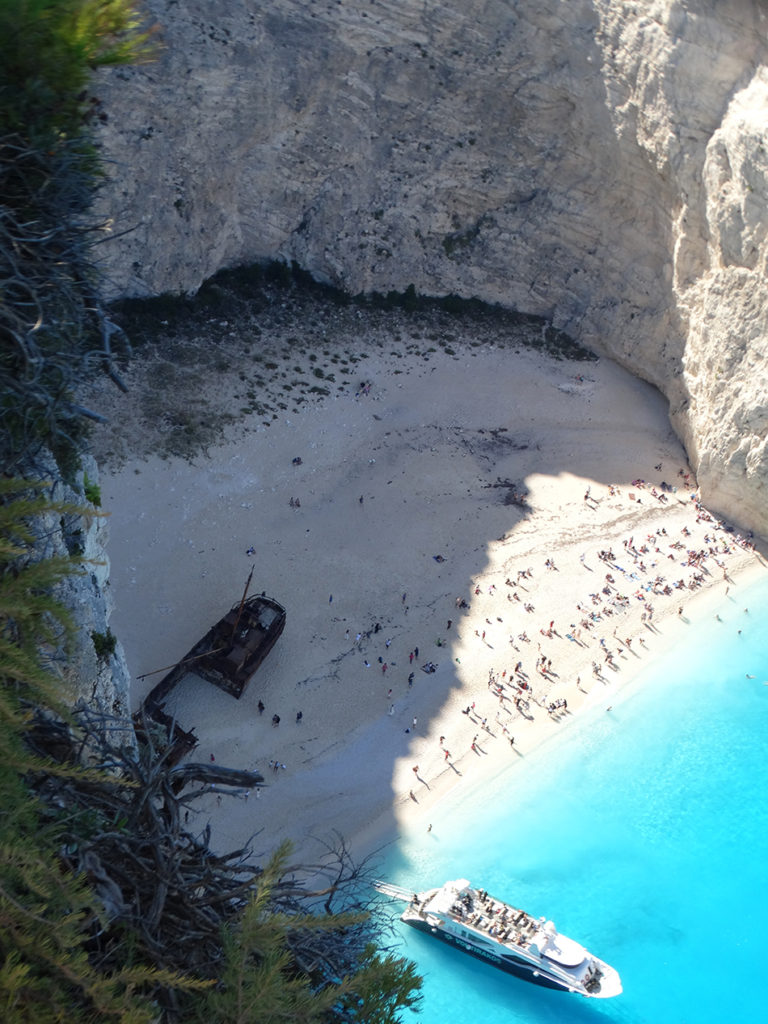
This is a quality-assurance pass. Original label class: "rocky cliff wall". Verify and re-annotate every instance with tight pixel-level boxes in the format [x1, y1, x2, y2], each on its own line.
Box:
[31, 456, 132, 728]
[95, 0, 768, 536]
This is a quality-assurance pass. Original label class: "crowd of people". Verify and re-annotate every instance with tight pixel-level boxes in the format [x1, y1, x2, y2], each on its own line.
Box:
[377, 477, 761, 812]
[239, 472, 760, 835]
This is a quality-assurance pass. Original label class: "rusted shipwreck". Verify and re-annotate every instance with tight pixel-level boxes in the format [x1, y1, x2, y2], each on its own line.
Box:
[135, 571, 286, 762]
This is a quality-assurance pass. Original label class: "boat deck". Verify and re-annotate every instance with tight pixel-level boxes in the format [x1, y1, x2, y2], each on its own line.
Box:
[399, 880, 622, 998]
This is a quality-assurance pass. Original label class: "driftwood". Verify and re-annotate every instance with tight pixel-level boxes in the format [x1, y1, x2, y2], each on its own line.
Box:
[24, 705, 395, 1020]
[168, 762, 264, 789]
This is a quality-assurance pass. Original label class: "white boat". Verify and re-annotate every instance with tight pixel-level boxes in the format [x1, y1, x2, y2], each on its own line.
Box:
[373, 878, 622, 999]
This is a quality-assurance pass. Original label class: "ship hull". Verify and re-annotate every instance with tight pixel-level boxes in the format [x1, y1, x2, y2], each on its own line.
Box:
[406, 917, 570, 993]
[377, 879, 622, 999]
[136, 591, 286, 762]
[190, 595, 286, 698]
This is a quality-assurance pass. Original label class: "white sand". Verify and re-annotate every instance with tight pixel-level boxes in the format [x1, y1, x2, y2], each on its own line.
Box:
[99, 340, 764, 865]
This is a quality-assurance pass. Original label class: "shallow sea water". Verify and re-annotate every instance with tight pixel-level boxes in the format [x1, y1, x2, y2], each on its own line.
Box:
[382, 575, 768, 1024]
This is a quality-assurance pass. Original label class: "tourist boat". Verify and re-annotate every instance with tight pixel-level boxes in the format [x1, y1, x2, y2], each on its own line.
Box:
[373, 878, 622, 999]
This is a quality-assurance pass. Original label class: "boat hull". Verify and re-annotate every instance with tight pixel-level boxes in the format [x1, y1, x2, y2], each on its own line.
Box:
[405, 916, 571, 993]
[190, 595, 286, 698]
[135, 592, 286, 762]
[375, 879, 622, 999]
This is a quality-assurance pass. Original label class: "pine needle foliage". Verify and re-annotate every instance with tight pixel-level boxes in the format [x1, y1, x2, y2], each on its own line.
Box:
[198, 843, 422, 1024]
[0, 478, 81, 723]
[0, 0, 155, 140]
[0, 481, 202, 1022]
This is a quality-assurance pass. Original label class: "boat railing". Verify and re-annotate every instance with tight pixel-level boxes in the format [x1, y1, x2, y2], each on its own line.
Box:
[372, 881, 415, 902]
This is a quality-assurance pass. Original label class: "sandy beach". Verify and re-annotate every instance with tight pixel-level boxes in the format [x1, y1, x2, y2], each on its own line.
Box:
[90, 305, 765, 869]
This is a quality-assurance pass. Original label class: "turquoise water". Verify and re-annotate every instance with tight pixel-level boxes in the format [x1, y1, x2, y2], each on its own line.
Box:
[383, 577, 768, 1023]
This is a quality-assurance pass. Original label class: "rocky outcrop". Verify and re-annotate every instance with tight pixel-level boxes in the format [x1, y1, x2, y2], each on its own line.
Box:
[95, 0, 768, 536]
[30, 455, 132, 726]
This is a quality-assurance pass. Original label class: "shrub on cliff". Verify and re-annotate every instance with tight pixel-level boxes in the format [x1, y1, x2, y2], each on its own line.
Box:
[0, 0, 155, 478]
[0, 478, 188, 1021]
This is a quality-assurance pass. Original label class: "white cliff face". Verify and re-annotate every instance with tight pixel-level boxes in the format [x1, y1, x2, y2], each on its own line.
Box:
[33, 455, 132, 728]
[96, 0, 768, 536]
[678, 68, 768, 530]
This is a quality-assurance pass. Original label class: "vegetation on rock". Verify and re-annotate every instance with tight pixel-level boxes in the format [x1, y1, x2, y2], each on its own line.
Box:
[0, 0, 154, 478]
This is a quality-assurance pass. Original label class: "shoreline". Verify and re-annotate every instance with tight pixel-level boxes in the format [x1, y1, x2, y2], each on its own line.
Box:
[95, 335, 766, 871]
[300, 547, 765, 873]
[356, 555, 765, 863]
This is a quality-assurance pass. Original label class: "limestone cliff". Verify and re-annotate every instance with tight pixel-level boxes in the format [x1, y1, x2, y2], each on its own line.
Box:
[96, 0, 768, 536]
[31, 455, 132, 726]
